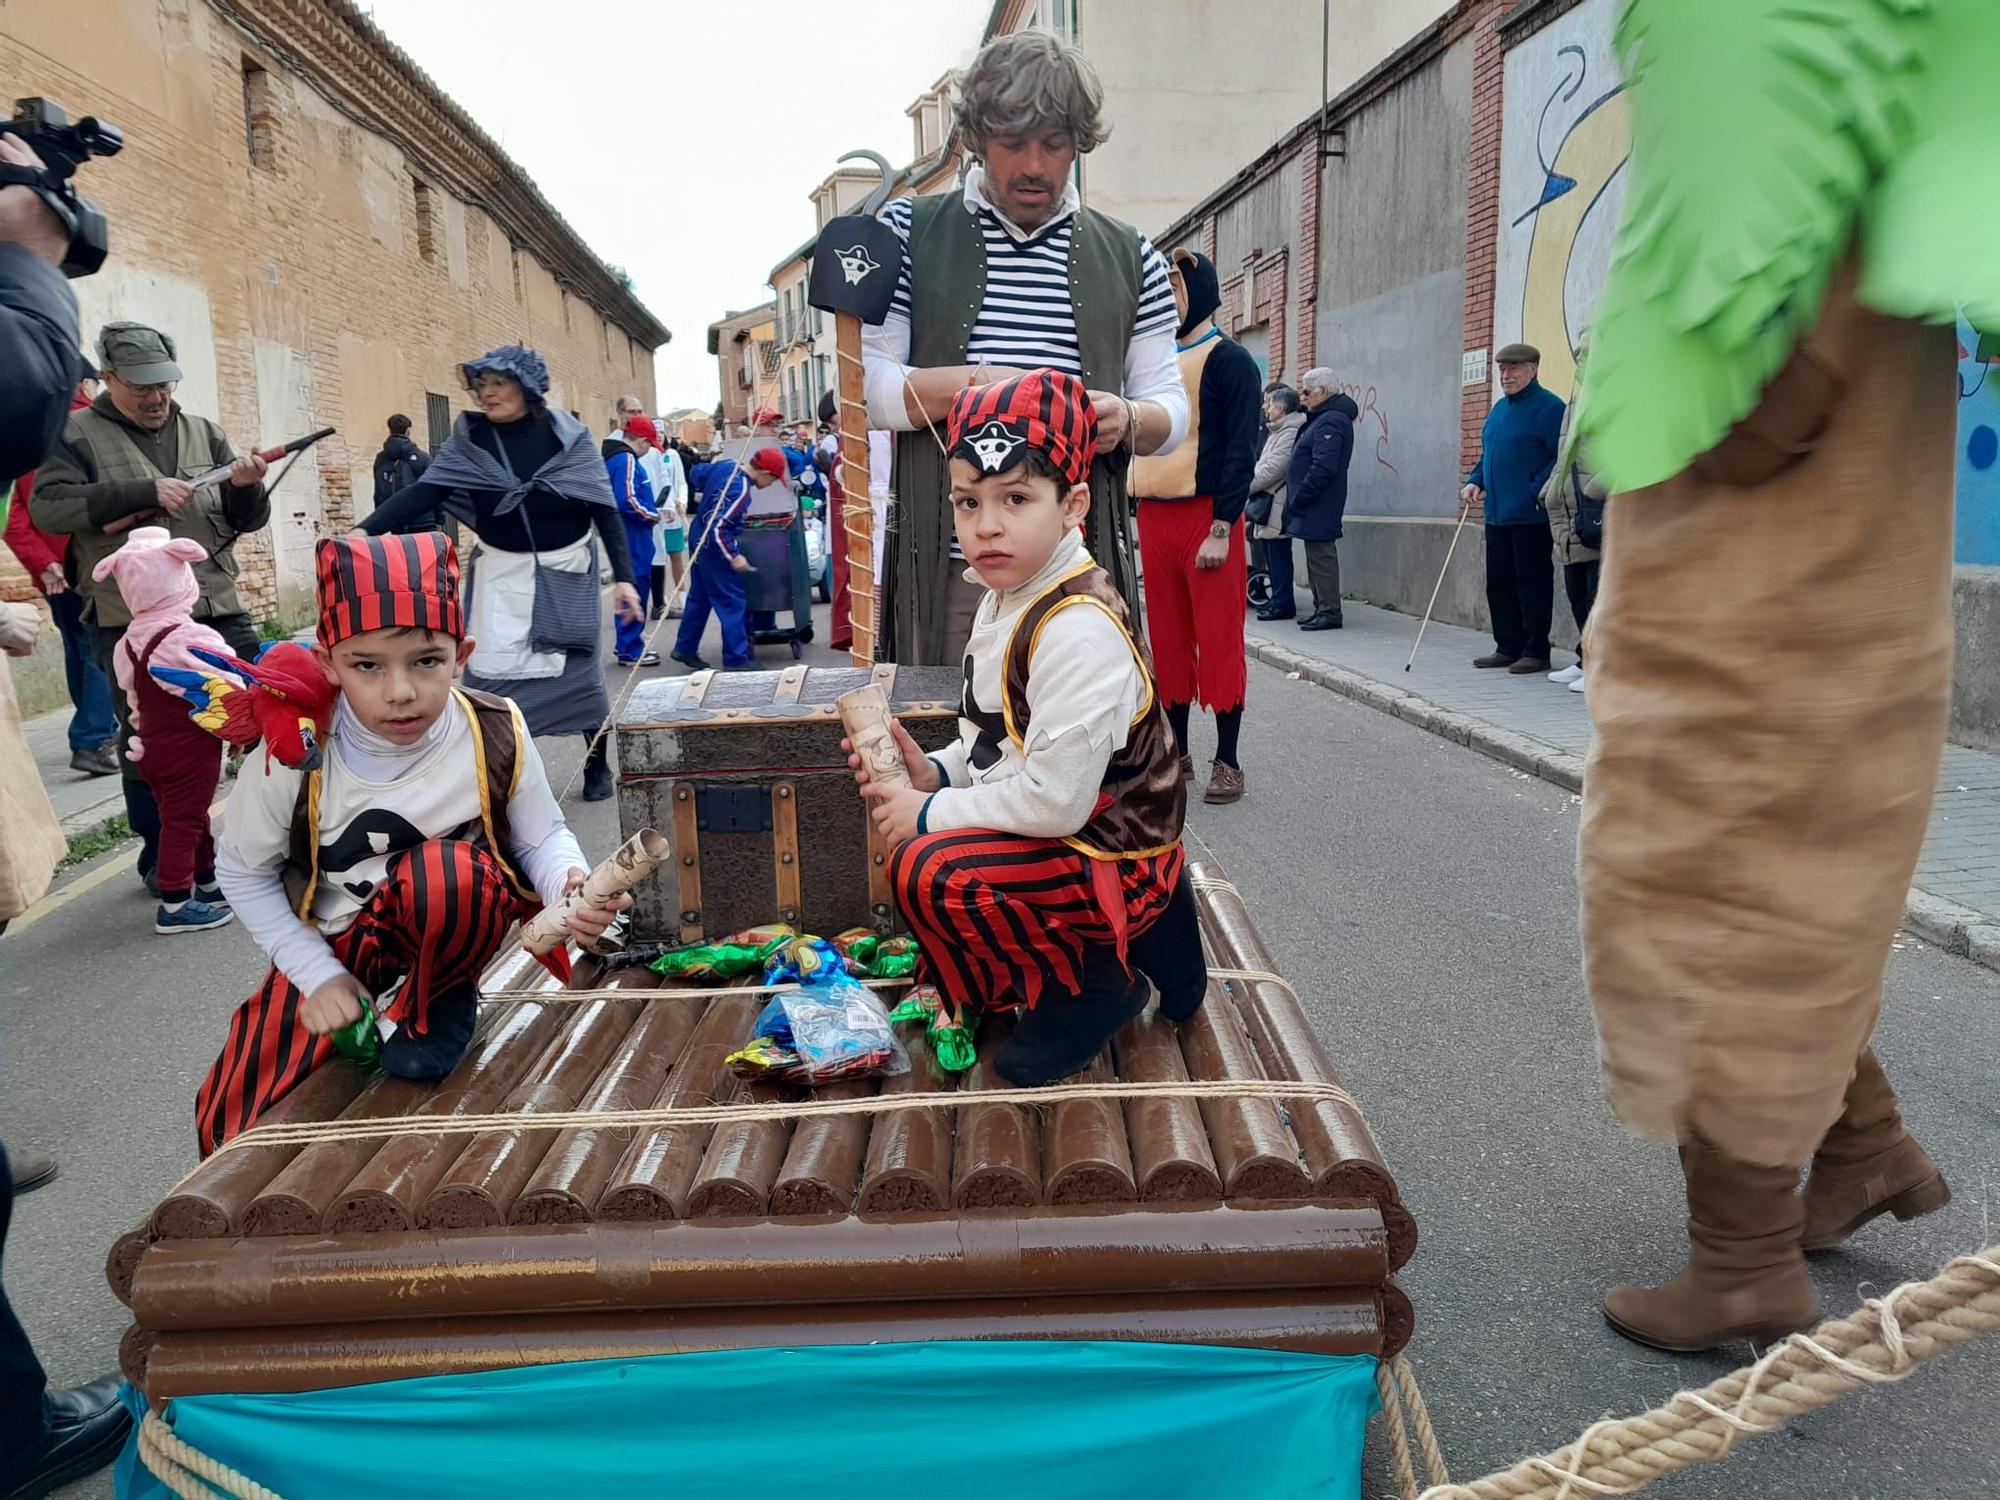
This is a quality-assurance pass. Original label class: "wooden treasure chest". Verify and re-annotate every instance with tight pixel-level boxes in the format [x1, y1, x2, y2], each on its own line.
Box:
[615, 663, 962, 945]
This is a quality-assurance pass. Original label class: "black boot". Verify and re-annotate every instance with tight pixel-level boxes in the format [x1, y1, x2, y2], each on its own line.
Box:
[1128, 874, 1208, 1022]
[581, 735, 614, 802]
[3, 1373, 131, 1500]
[994, 949, 1152, 1087]
[379, 984, 478, 1082]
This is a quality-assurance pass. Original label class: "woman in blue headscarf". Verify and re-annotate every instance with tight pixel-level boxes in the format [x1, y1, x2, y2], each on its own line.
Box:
[364, 345, 643, 802]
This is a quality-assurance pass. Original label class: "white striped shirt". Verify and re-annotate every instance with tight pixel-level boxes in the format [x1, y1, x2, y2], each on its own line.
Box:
[878, 195, 1179, 379]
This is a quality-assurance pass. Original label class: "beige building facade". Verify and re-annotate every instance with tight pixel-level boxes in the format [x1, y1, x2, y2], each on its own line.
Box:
[4, 0, 667, 627]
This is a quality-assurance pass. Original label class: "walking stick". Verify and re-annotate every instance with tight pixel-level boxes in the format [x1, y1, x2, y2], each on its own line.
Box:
[809, 149, 902, 667]
[1406, 497, 1472, 671]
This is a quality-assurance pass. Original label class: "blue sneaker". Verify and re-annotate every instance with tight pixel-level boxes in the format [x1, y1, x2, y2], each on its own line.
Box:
[155, 898, 235, 935]
[194, 881, 225, 905]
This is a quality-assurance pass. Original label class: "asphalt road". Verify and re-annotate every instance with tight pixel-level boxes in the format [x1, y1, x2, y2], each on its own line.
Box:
[3, 612, 1995, 1498]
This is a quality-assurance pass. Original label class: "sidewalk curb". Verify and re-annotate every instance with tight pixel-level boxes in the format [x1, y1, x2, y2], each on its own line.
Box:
[1248, 635, 2000, 977]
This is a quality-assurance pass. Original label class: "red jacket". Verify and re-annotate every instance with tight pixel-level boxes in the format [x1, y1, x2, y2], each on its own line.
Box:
[5, 391, 91, 592]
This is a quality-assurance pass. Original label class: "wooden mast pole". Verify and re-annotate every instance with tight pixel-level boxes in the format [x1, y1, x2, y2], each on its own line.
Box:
[811, 149, 900, 668]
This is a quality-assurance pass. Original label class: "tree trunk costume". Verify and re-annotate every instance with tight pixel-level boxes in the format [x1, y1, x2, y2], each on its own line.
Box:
[1573, 0, 1995, 1350]
[885, 193, 1149, 666]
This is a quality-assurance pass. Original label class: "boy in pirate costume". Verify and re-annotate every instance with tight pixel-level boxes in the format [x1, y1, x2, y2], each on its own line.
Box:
[195, 533, 625, 1154]
[851, 371, 1206, 1087]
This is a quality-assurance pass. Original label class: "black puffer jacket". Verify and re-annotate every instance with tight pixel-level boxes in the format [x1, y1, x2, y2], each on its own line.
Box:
[1283, 393, 1359, 543]
[371, 434, 430, 506]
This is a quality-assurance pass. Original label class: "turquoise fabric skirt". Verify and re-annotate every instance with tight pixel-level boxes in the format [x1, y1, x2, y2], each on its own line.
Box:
[119, 1340, 1377, 1498]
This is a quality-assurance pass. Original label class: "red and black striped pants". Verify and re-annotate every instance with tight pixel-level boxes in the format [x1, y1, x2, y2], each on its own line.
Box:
[892, 830, 1185, 1020]
[195, 839, 522, 1156]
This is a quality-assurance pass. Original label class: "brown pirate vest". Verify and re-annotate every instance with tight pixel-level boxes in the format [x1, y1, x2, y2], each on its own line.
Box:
[1001, 564, 1185, 860]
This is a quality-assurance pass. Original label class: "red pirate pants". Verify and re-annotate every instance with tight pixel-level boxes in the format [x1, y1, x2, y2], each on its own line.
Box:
[891, 830, 1195, 1021]
[1136, 498, 1248, 712]
[195, 839, 524, 1155]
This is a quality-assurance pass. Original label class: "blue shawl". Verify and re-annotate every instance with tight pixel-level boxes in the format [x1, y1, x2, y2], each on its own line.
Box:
[423, 407, 614, 522]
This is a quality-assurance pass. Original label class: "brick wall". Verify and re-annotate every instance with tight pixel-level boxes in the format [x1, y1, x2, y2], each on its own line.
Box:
[1295, 140, 1321, 375]
[1, 0, 662, 618]
[1458, 3, 1507, 509]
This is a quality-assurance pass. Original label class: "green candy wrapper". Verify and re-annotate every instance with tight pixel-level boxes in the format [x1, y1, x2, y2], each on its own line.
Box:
[330, 1001, 382, 1073]
[886, 985, 976, 1072]
[649, 924, 797, 981]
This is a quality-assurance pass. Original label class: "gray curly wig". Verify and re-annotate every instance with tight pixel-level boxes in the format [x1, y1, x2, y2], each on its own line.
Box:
[953, 30, 1110, 158]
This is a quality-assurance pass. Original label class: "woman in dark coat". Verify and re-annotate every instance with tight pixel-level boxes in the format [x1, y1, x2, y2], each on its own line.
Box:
[1283, 370, 1359, 631]
[363, 345, 643, 801]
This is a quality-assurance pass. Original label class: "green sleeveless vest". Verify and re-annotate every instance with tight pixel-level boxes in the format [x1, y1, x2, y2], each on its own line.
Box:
[888, 192, 1145, 665]
[66, 406, 246, 629]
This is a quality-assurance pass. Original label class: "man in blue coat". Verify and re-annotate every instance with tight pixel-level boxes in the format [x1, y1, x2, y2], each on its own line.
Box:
[1463, 343, 1566, 673]
[1283, 368, 1359, 631]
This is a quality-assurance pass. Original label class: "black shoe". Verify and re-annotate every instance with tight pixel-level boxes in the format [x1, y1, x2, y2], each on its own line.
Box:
[1472, 652, 1519, 669]
[1255, 605, 1296, 622]
[4, 1373, 130, 1500]
[1507, 656, 1552, 675]
[669, 648, 710, 672]
[7, 1148, 56, 1195]
[636, 651, 662, 668]
[994, 973, 1152, 1087]
[1299, 611, 1343, 631]
[581, 758, 615, 802]
[138, 861, 160, 899]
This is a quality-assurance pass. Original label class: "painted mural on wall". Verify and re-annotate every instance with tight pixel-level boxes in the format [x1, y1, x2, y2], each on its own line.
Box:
[1493, 0, 1628, 406]
[1960, 317, 2000, 567]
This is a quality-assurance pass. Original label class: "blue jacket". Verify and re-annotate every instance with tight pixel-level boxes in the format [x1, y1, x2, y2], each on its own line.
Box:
[1283, 394, 1359, 543]
[688, 460, 753, 562]
[602, 442, 657, 525]
[1467, 380, 1566, 526]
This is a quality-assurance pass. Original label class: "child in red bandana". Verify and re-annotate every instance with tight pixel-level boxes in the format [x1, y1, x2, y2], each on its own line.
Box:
[848, 370, 1206, 1086]
[194, 533, 625, 1154]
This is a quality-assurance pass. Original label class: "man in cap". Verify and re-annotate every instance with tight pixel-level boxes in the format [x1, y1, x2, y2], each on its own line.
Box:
[862, 28, 1189, 665]
[32, 320, 270, 893]
[1461, 342, 1566, 675]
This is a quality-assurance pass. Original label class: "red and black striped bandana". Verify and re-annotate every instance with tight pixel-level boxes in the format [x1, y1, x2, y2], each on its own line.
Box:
[946, 369, 1097, 488]
[315, 532, 463, 647]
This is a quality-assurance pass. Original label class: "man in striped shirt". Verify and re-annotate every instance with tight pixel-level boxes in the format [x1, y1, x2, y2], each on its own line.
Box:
[861, 29, 1189, 665]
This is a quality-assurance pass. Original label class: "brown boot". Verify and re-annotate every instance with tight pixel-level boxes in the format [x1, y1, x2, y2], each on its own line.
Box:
[1801, 1047, 1950, 1251]
[1204, 762, 1245, 804]
[1604, 1138, 1817, 1352]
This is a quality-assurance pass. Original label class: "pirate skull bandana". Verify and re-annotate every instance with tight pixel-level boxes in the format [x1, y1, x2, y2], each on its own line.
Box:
[316, 532, 464, 648]
[945, 368, 1097, 488]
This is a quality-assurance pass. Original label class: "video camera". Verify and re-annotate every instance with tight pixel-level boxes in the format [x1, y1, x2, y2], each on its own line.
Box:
[2, 97, 123, 278]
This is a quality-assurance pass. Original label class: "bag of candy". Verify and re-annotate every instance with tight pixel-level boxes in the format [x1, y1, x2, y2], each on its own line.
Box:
[727, 972, 909, 1085]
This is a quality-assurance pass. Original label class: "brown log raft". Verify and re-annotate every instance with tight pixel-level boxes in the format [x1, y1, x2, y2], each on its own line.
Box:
[115, 862, 1417, 1400]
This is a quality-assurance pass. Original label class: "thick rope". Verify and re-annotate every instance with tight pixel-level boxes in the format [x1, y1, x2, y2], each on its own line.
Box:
[1417, 1246, 2000, 1500]
[191, 1075, 1366, 1158]
[478, 977, 916, 1005]
[479, 968, 1291, 1007]
[139, 1409, 283, 1500]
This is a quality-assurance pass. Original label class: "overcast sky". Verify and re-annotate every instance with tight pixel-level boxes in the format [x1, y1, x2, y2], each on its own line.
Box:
[360, 0, 989, 413]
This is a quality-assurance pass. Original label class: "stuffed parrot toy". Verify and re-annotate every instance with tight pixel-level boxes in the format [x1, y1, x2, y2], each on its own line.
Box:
[148, 640, 337, 773]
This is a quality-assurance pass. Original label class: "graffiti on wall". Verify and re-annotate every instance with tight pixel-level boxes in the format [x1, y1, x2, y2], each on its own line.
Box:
[1494, 0, 1629, 405]
[1960, 316, 2000, 566]
[1335, 380, 1398, 476]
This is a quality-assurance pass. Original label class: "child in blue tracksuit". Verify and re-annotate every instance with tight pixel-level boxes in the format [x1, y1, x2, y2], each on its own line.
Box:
[672, 447, 786, 671]
[605, 417, 659, 665]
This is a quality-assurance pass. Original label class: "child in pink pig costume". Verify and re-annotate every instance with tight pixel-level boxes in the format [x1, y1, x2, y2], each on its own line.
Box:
[94, 527, 236, 935]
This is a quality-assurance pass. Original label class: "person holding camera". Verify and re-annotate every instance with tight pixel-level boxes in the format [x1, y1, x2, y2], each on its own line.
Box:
[0, 117, 134, 1500]
[29, 320, 270, 896]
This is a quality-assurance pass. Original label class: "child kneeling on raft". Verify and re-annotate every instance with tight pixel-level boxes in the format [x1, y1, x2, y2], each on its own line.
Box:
[850, 370, 1207, 1087]
[193, 533, 625, 1154]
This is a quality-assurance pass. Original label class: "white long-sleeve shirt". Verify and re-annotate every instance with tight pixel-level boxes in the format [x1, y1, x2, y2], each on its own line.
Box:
[861, 165, 1189, 453]
[920, 529, 1144, 840]
[216, 696, 584, 997]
